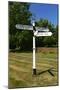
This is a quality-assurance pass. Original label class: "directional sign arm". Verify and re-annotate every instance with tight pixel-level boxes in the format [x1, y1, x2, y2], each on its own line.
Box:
[34, 32, 52, 36]
[15, 24, 33, 30]
[36, 27, 49, 32]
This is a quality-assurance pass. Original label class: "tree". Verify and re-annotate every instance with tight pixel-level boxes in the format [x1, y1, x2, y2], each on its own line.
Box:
[35, 19, 57, 47]
[36, 18, 48, 28]
[9, 2, 32, 50]
[43, 36, 56, 47]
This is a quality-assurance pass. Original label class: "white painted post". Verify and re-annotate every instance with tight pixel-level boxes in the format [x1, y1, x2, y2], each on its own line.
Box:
[32, 21, 36, 75]
[33, 36, 36, 75]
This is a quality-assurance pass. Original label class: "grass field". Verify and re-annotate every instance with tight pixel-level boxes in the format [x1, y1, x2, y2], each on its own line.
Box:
[8, 47, 58, 89]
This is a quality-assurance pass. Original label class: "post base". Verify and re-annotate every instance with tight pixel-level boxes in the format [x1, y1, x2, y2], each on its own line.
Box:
[33, 69, 36, 75]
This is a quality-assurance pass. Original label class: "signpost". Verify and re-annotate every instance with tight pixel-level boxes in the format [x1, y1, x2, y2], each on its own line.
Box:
[15, 22, 52, 75]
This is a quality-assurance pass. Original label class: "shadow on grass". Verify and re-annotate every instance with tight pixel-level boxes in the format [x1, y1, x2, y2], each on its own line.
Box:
[37, 68, 55, 77]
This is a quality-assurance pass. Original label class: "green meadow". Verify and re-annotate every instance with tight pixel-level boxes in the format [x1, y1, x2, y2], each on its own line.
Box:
[8, 48, 58, 89]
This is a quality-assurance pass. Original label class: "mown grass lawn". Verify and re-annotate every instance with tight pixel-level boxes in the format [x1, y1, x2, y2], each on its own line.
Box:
[8, 48, 58, 89]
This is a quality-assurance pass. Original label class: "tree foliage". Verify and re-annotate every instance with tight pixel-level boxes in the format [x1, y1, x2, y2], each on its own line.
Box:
[9, 2, 32, 50]
[9, 2, 58, 51]
[36, 19, 58, 47]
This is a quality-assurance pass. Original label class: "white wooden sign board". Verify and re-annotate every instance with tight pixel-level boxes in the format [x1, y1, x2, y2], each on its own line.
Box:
[16, 24, 33, 30]
[34, 31, 52, 36]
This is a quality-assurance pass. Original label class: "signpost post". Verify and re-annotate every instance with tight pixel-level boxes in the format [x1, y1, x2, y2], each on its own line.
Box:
[15, 22, 52, 75]
[32, 21, 36, 75]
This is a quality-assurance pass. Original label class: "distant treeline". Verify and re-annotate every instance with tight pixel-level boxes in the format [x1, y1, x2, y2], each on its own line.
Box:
[9, 2, 58, 51]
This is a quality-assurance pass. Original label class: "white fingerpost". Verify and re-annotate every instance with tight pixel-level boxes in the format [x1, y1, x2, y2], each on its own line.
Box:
[15, 21, 52, 76]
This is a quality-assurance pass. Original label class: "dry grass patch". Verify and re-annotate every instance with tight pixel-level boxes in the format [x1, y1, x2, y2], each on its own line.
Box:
[8, 47, 58, 89]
